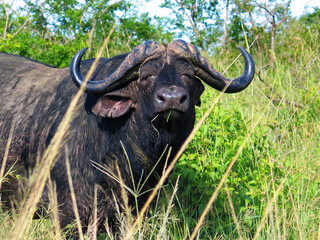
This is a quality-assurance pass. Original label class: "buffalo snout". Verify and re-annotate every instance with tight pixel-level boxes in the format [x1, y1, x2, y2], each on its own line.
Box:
[154, 85, 189, 118]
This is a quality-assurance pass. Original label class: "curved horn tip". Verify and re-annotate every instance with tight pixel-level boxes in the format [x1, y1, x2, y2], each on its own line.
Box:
[76, 47, 89, 59]
[236, 45, 245, 50]
[236, 46, 250, 56]
[231, 46, 255, 92]
[70, 47, 89, 89]
[236, 46, 255, 64]
[224, 46, 255, 93]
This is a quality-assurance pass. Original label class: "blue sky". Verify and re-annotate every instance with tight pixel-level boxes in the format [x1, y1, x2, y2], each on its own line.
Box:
[138, 0, 320, 18]
[5, 0, 320, 18]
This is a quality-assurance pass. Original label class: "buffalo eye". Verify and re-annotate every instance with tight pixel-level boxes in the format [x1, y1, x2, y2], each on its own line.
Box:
[180, 73, 194, 89]
[180, 73, 193, 80]
[139, 58, 162, 84]
[139, 74, 156, 83]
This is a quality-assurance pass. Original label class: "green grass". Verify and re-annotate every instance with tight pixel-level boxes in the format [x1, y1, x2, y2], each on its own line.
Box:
[169, 24, 320, 239]
[1, 20, 320, 239]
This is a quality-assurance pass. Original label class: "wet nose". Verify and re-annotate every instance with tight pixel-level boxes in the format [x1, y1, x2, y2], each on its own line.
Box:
[154, 85, 189, 113]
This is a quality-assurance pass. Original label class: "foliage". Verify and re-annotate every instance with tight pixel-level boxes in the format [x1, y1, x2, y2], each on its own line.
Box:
[299, 7, 320, 32]
[0, 0, 174, 67]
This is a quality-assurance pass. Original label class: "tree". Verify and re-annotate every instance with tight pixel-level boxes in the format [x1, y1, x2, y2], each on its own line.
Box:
[161, 0, 222, 49]
[255, 0, 292, 52]
[222, 0, 230, 46]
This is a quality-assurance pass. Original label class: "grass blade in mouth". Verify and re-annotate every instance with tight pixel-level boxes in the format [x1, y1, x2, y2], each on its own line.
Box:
[166, 110, 173, 122]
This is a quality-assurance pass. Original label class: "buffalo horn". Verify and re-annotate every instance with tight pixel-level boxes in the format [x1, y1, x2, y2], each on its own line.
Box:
[168, 40, 255, 93]
[70, 41, 164, 95]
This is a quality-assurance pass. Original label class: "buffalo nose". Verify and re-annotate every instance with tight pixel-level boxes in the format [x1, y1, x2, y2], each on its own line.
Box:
[154, 85, 189, 113]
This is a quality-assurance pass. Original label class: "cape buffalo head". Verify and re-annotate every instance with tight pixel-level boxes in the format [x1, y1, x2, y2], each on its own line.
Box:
[70, 40, 254, 126]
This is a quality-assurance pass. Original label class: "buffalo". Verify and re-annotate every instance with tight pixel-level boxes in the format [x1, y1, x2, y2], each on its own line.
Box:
[0, 39, 255, 235]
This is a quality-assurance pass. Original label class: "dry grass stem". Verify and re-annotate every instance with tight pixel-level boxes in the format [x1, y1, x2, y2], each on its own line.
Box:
[65, 148, 85, 240]
[47, 177, 62, 240]
[91, 184, 98, 240]
[120, 140, 137, 193]
[115, 161, 132, 230]
[91, 161, 133, 196]
[252, 179, 285, 240]
[222, 35, 258, 74]
[224, 183, 243, 240]
[318, 211, 320, 240]
[157, 176, 180, 239]
[139, 145, 170, 194]
[286, 174, 304, 239]
[0, 120, 15, 191]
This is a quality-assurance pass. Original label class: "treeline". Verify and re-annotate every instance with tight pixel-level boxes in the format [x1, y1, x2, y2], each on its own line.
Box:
[0, 0, 319, 67]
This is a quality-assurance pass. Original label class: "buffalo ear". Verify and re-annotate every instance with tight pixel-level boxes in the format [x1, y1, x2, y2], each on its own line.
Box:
[92, 95, 133, 118]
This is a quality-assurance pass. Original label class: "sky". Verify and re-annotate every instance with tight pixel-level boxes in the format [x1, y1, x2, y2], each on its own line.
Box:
[138, 0, 320, 18]
[290, 0, 320, 17]
[4, 0, 320, 18]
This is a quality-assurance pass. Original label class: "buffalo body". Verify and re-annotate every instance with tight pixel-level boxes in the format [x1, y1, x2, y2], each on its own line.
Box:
[0, 40, 255, 234]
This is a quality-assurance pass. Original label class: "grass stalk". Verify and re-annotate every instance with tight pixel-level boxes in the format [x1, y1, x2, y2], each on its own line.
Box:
[224, 183, 243, 240]
[65, 147, 85, 240]
[0, 120, 15, 191]
[91, 184, 98, 240]
[157, 176, 180, 239]
[47, 177, 62, 240]
[252, 179, 285, 240]
[115, 161, 132, 231]
[286, 174, 304, 239]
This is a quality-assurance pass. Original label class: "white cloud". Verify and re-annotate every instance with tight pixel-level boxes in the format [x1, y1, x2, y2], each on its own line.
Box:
[290, 0, 320, 17]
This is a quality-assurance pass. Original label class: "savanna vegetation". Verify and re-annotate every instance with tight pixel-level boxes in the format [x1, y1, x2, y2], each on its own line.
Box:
[0, 0, 320, 239]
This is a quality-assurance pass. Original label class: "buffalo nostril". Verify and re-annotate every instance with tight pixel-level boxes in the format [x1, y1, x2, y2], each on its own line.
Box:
[180, 95, 188, 104]
[157, 95, 166, 103]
